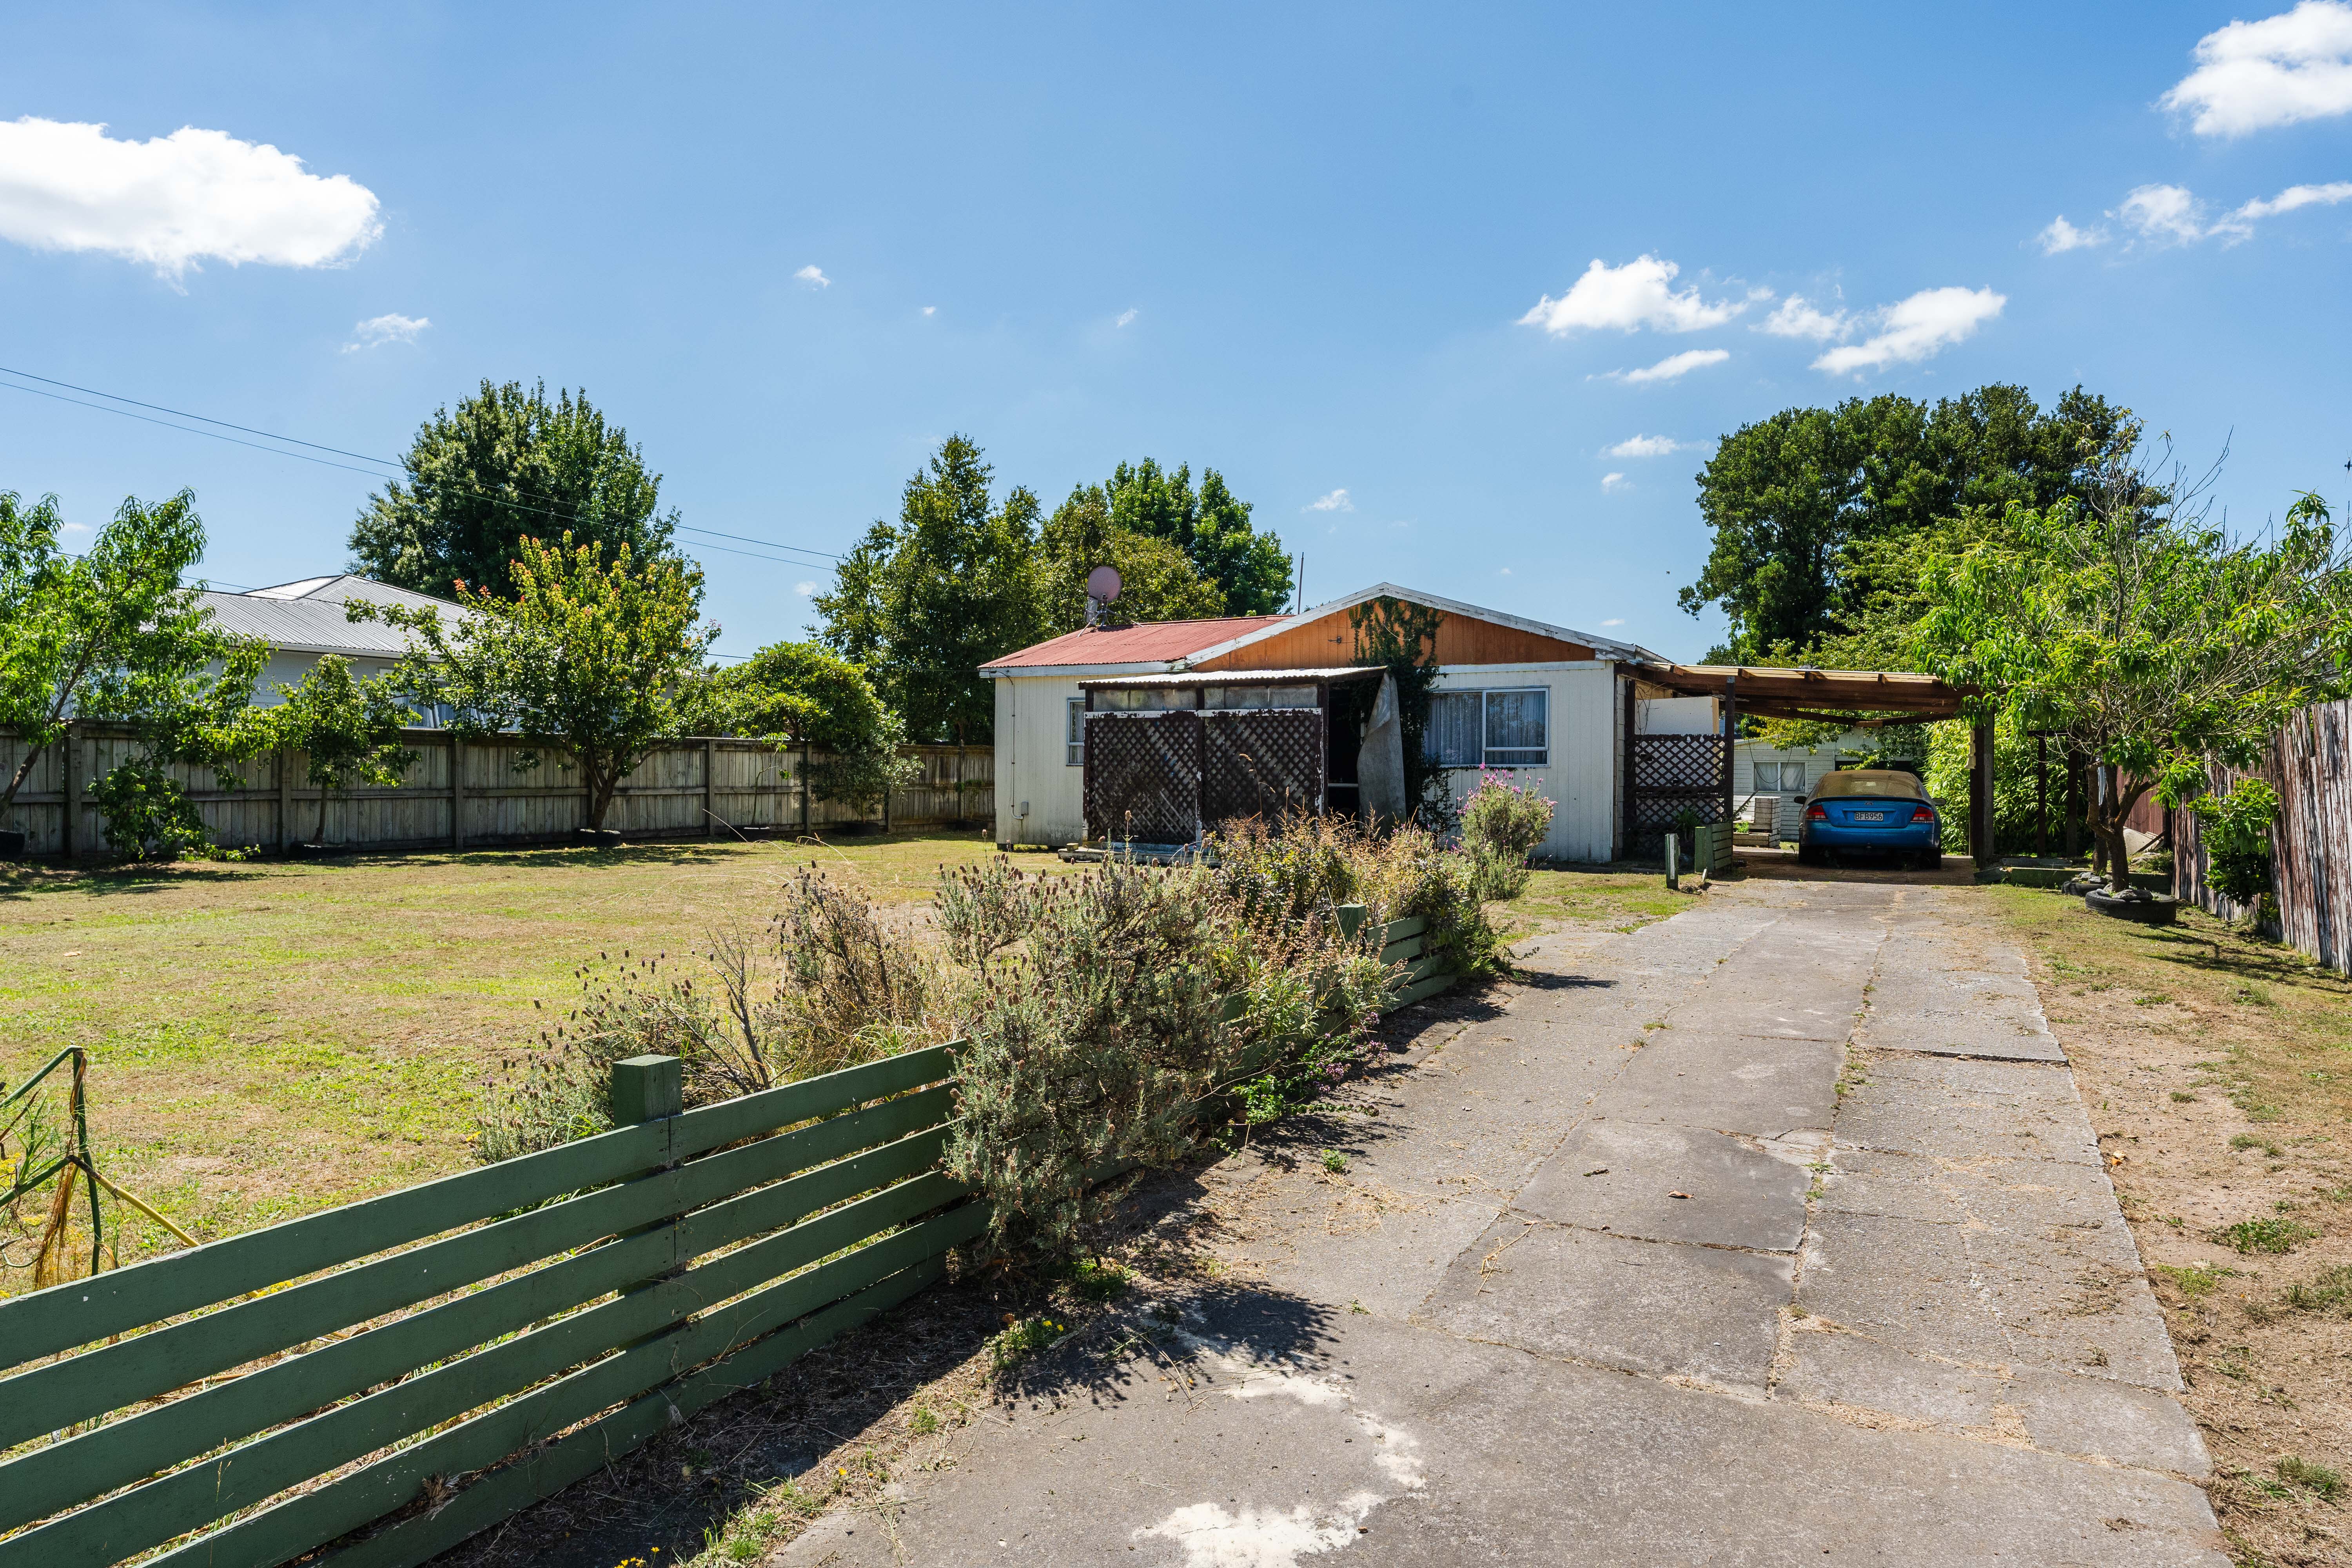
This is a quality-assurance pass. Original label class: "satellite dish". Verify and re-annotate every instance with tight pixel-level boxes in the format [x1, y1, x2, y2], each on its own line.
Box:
[1086, 565, 1123, 602]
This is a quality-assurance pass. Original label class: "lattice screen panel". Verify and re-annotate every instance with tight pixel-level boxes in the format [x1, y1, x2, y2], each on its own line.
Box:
[1201, 710, 1324, 829]
[1629, 733, 1730, 833]
[1084, 711, 1201, 842]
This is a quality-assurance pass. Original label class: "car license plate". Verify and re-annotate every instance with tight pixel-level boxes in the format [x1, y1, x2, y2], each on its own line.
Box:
[1853, 811, 1885, 821]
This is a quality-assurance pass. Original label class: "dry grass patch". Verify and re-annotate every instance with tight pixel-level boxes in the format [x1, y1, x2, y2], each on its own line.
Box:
[0, 830, 1042, 1282]
[1987, 885, 2351, 1566]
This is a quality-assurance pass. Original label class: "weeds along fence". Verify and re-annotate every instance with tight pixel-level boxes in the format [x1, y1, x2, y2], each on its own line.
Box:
[0, 909, 1451, 1568]
[2169, 697, 2352, 973]
[0, 723, 993, 858]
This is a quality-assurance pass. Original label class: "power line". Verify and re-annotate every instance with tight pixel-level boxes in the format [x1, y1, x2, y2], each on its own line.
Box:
[0, 365, 843, 563]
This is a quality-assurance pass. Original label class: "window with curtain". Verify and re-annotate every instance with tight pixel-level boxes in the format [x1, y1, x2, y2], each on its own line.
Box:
[1425, 692, 1483, 768]
[1753, 760, 1782, 791]
[1422, 688, 1548, 768]
[1483, 689, 1547, 766]
[1780, 760, 1806, 792]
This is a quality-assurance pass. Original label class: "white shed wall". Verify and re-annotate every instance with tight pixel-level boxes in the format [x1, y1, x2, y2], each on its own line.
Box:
[992, 673, 1090, 846]
[1430, 661, 1620, 864]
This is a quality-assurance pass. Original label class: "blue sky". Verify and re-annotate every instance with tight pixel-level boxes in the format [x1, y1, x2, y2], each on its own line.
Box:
[3, 2, 2349, 662]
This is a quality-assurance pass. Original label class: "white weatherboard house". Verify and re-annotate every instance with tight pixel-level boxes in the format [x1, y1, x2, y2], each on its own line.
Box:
[198, 575, 471, 720]
[981, 583, 1690, 864]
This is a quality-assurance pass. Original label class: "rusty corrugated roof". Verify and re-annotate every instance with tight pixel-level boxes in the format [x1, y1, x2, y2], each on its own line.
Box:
[980, 616, 1288, 671]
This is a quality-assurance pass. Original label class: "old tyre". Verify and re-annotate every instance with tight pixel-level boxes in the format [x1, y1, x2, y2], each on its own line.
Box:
[2084, 887, 2178, 925]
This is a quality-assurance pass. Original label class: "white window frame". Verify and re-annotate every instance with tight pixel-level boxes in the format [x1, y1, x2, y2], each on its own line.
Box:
[1067, 698, 1085, 766]
[1425, 686, 1550, 769]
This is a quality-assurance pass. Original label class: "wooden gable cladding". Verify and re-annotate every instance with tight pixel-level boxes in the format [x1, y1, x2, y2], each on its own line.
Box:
[1194, 605, 1595, 671]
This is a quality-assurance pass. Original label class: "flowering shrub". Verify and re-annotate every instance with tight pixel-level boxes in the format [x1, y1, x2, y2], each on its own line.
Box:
[1459, 772, 1555, 900]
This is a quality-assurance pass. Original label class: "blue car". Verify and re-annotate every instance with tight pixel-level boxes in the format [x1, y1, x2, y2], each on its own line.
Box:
[1797, 769, 1943, 869]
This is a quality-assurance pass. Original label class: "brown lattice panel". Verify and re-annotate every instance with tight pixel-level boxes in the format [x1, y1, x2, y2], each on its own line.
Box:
[1201, 710, 1324, 828]
[1084, 712, 1201, 841]
[1630, 734, 1730, 833]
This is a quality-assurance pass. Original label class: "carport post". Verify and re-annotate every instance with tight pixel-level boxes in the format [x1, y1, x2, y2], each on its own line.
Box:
[1969, 717, 1995, 866]
[1720, 673, 1737, 829]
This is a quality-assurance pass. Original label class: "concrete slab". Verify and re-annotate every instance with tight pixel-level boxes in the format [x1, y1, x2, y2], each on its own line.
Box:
[1590, 1030, 1842, 1139]
[1418, 1218, 1789, 1390]
[1666, 989, 1863, 1041]
[1780, 1328, 2003, 1429]
[2010, 1363, 2212, 1476]
[1834, 1066, 2101, 1165]
[1515, 1118, 1810, 1252]
[1798, 1209, 2183, 1390]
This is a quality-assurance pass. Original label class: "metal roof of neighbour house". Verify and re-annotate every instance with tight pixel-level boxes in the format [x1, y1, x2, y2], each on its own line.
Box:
[1632, 662, 1976, 721]
[197, 575, 474, 659]
[1078, 667, 1383, 688]
[978, 616, 1289, 672]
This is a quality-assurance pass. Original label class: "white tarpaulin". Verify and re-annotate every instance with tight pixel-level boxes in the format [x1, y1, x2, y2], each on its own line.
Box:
[1357, 673, 1406, 824]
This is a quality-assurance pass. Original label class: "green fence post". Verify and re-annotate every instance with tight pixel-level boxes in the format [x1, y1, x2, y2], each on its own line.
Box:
[610, 1056, 683, 1125]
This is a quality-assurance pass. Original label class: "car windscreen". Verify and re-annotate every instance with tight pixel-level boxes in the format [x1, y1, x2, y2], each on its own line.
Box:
[1812, 771, 1926, 800]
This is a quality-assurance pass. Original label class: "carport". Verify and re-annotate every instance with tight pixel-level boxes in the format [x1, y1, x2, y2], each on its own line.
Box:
[1628, 663, 1988, 862]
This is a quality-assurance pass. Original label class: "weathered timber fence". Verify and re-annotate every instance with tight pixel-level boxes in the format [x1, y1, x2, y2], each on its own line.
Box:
[2170, 697, 2352, 973]
[0, 910, 1453, 1568]
[0, 724, 993, 858]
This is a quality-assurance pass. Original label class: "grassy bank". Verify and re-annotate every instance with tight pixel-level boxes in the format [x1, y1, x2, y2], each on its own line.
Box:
[1988, 886, 2351, 1562]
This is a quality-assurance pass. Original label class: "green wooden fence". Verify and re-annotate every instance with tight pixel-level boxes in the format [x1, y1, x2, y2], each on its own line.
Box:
[0, 910, 1448, 1568]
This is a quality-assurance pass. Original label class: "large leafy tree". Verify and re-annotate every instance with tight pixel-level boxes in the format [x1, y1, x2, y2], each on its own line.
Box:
[1036, 483, 1225, 633]
[815, 437, 1047, 745]
[1915, 460, 2352, 892]
[356, 533, 715, 830]
[699, 641, 914, 813]
[1682, 385, 2134, 662]
[1105, 459, 1292, 615]
[0, 489, 267, 821]
[350, 381, 681, 601]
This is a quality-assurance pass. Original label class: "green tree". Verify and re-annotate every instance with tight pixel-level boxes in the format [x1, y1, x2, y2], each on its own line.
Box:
[349, 381, 681, 601]
[1682, 385, 2135, 662]
[700, 641, 916, 814]
[1105, 459, 1292, 615]
[0, 489, 267, 821]
[1916, 468, 2352, 893]
[815, 436, 1046, 744]
[269, 656, 419, 846]
[1035, 483, 1225, 633]
[355, 533, 716, 831]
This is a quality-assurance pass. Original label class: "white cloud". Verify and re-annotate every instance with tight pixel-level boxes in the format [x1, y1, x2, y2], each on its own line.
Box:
[2118, 183, 2210, 245]
[62, 521, 90, 535]
[1600, 617, 1625, 627]
[1306, 488, 1353, 512]
[1114, 307, 1138, 327]
[1811, 286, 2004, 375]
[1497, 566, 1513, 575]
[2161, 0, 2352, 137]
[794, 580, 818, 596]
[1601, 473, 1630, 492]
[794, 264, 829, 288]
[1757, 294, 1849, 341]
[0, 117, 379, 277]
[1606, 348, 1730, 385]
[2226, 179, 2352, 226]
[1517, 254, 1746, 336]
[2035, 215, 2109, 254]
[341, 311, 428, 353]
[1604, 434, 1685, 458]
[920, 305, 936, 316]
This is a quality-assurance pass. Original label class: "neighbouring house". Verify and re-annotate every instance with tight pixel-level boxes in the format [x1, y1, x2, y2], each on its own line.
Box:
[982, 584, 1674, 862]
[198, 575, 470, 720]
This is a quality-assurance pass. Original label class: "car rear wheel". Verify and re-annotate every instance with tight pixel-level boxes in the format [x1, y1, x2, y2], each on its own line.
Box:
[1916, 849, 1943, 871]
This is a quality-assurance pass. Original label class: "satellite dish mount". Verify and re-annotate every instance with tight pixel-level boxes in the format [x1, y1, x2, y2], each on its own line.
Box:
[1085, 565, 1123, 628]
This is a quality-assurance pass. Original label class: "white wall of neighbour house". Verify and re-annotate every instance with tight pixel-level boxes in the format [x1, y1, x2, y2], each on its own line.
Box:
[992, 672, 1092, 846]
[1637, 697, 1717, 734]
[1429, 662, 1620, 864]
[1733, 729, 1875, 831]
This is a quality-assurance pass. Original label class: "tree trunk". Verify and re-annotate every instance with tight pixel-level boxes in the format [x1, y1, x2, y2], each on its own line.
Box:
[1, 740, 45, 814]
[585, 763, 618, 831]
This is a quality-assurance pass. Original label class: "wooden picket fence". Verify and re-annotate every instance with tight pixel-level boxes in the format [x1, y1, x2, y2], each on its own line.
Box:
[0, 911, 1449, 1567]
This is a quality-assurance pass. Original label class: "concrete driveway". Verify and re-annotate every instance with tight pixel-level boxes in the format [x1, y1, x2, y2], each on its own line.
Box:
[781, 880, 2223, 1567]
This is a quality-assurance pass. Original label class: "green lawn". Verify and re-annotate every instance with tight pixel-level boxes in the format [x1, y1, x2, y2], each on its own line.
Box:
[0, 832, 1644, 1285]
[0, 829, 1020, 1278]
